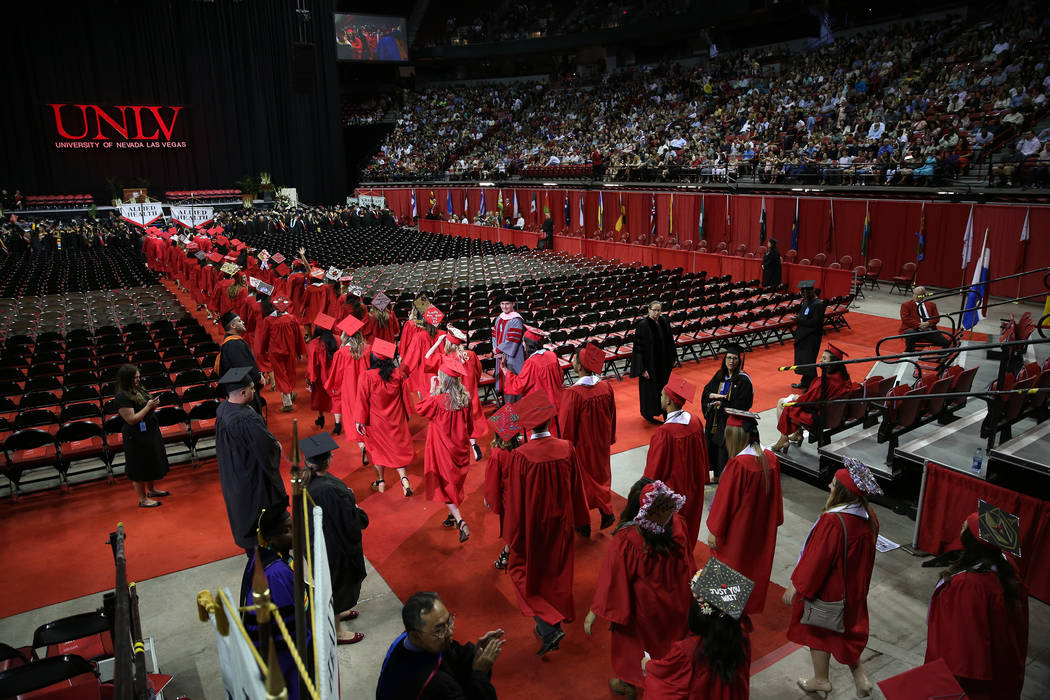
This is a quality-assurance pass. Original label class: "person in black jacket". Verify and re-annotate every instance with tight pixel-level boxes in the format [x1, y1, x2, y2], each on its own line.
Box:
[700, 344, 754, 480]
[792, 281, 825, 390]
[630, 300, 677, 424]
[539, 216, 554, 249]
[376, 592, 504, 700]
[762, 238, 782, 287]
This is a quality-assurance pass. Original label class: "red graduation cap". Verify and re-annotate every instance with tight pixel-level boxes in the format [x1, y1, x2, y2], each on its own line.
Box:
[663, 372, 697, 405]
[206, 252, 223, 263]
[338, 275, 353, 283]
[272, 296, 292, 312]
[313, 312, 335, 331]
[230, 238, 243, 248]
[215, 235, 229, 246]
[309, 267, 325, 279]
[578, 342, 606, 374]
[274, 263, 290, 277]
[423, 305, 445, 326]
[445, 325, 467, 345]
[372, 338, 396, 359]
[223, 254, 238, 262]
[270, 252, 286, 265]
[515, 390, 558, 430]
[337, 314, 365, 338]
[523, 327, 545, 341]
[440, 356, 466, 378]
[826, 343, 848, 360]
[877, 659, 966, 700]
[724, 408, 760, 428]
[489, 400, 526, 441]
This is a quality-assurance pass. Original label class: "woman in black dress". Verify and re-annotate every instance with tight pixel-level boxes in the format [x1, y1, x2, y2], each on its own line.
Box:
[112, 364, 170, 507]
[630, 300, 677, 424]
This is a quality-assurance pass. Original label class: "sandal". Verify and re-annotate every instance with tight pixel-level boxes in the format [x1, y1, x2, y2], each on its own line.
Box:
[147, 490, 170, 498]
[360, 444, 370, 466]
[138, 500, 162, 508]
[797, 678, 832, 698]
[789, 431, 804, 446]
[370, 479, 385, 493]
[493, 547, 509, 570]
[442, 514, 457, 528]
[401, 476, 413, 497]
[458, 519, 470, 543]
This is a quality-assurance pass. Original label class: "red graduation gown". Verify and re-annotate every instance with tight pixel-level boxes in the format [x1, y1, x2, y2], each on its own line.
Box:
[305, 339, 333, 412]
[643, 634, 751, 700]
[643, 414, 709, 546]
[459, 350, 488, 440]
[326, 345, 369, 425]
[402, 329, 440, 395]
[484, 446, 513, 518]
[706, 448, 783, 614]
[303, 283, 334, 326]
[241, 299, 269, 372]
[558, 379, 617, 514]
[788, 509, 878, 665]
[357, 368, 414, 469]
[416, 394, 472, 505]
[777, 372, 852, 435]
[369, 308, 400, 345]
[503, 350, 564, 410]
[259, 313, 306, 394]
[590, 516, 696, 688]
[209, 278, 235, 314]
[398, 321, 420, 360]
[503, 436, 590, 624]
[925, 566, 1029, 700]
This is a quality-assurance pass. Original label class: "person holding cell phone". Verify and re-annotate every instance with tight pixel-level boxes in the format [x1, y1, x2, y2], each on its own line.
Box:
[112, 363, 170, 507]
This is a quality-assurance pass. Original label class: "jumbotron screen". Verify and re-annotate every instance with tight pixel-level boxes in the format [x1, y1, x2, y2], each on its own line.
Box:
[334, 14, 409, 62]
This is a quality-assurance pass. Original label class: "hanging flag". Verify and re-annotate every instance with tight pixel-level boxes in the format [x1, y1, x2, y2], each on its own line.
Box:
[790, 197, 799, 252]
[698, 196, 705, 242]
[961, 228, 991, 330]
[915, 201, 926, 263]
[861, 201, 872, 259]
[578, 193, 585, 229]
[512, 191, 519, 218]
[668, 193, 674, 239]
[564, 194, 570, 231]
[447, 190, 454, 217]
[650, 194, 657, 236]
[464, 190, 469, 218]
[543, 191, 550, 218]
[961, 203, 974, 270]
[497, 189, 505, 220]
[530, 192, 537, 215]
[826, 200, 835, 255]
[725, 193, 731, 238]
[411, 191, 417, 219]
[428, 190, 436, 213]
[597, 193, 603, 231]
[479, 191, 486, 215]
[1017, 207, 1030, 272]
[759, 196, 766, 244]
[615, 193, 625, 232]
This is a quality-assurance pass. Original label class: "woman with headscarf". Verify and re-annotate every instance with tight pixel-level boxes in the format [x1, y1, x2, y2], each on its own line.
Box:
[782, 459, 881, 699]
[925, 506, 1029, 699]
[585, 478, 696, 698]
[773, 344, 853, 453]
[706, 409, 782, 615]
[416, 356, 474, 542]
[356, 339, 415, 497]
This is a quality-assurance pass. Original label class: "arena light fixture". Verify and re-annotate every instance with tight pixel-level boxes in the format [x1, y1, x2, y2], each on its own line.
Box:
[603, 183, 621, 188]
[478, 181, 494, 187]
[542, 182, 559, 186]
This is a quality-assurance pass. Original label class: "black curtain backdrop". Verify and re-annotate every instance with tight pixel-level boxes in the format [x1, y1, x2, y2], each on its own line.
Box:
[1, 0, 345, 204]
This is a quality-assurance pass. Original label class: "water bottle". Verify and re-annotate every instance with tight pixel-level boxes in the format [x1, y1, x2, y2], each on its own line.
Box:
[971, 447, 983, 476]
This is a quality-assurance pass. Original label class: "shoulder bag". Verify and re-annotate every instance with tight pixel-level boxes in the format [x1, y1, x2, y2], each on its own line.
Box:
[799, 513, 847, 633]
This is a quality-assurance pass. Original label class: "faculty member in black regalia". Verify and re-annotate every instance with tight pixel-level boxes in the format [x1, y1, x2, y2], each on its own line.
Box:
[217, 311, 265, 413]
[215, 367, 288, 551]
[792, 280, 825, 390]
[700, 343, 754, 480]
[301, 432, 369, 645]
[762, 238, 782, 287]
[630, 300, 677, 424]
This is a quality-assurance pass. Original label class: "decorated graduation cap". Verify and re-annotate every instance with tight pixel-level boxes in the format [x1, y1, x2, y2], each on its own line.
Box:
[309, 267, 325, 280]
[246, 499, 290, 543]
[272, 296, 293, 312]
[514, 390, 558, 430]
[577, 341, 606, 375]
[635, 480, 686, 534]
[256, 281, 275, 297]
[836, 456, 884, 496]
[300, 431, 339, 465]
[219, 311, 241, 330]
[194, 251, 207, 261]
[206, 251, 223, 263]
[218, 366, 254, 395]
[372, 338, 396, 360]
[826, 343, 848, 360]
[966, 499, 1021, 557]
[523, 326, 545, 342]
[313, 312, 336, 331]
[248, 276, 262, 290]
[258, 249, 271, 260]
[274, 262, 291, 277]
[798, 279, 815, 290]
[663, 372, 697, 406]
[489, 399, 527, 440]
[440, 355, 467, 379]
[347, 284, 364, 296]
[325, 266, 342, 281]
[412, 293, 431, 313]
[339, 275, 354, 284]
[724, 408, 760, 430]
[423, 305, 445, 326]
[220, 262, 240, 277]
[445, 325, 467, 345]
[270, 252, 286, 265]
[877, 658, 966, 700]
[690, 558, 754, 620]
[337, 314, 365, 338]
[372, 291, 391, 310]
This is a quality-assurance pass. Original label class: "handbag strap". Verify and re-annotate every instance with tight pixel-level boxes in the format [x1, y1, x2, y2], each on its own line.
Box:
[835, 513, 847, 602]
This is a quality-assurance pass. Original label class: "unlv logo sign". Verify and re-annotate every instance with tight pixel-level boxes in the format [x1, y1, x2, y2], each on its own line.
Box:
[48, 104, 188, 150]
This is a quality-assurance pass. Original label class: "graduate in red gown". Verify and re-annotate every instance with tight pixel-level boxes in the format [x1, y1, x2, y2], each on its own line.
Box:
[356, 339, 415, 497]
[325, 316, 370, 462]
[558, 342, 617, 531]
[643, 374, 709, 547]
[416, 356, 474, 542]
[433, 325, 487, 461]
[773, 344, 853, 453]
[484, 419, 521, 571]
[925, 506, 1029, 700]
[501, 329, 564, 414]
[210, 271, 243, 318]
[303, 278, 336, 330]
[586, 479, 696, 696]
[365, 292, 400, 344]
[258, 295, 306, 412]
[782, 459, 881, 699]
[706, 409, 782, 615]
[642, 559, 753, 700]
[501, 391, 590, 656]
[402, 307, 443, 400]
[306, 312, 337, 427]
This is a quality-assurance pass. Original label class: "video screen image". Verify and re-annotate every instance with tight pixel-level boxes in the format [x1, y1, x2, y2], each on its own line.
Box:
[335, 14, 409, 62]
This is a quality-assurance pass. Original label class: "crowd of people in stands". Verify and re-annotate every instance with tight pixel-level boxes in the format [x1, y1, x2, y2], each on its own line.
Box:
[366, 7, 1050, 188]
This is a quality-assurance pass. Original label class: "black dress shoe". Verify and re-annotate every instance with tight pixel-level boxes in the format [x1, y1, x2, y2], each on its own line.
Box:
[791, 383, 805, 389]
[471, 443, 483, 461]
[600, 512, 616, 530]
[575, 525, 592, 539]
[536, 628, 565, 656]
[332, 421, 343, 436]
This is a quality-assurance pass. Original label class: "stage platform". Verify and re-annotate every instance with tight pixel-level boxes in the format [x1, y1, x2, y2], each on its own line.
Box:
[990, 420, 1050, 476]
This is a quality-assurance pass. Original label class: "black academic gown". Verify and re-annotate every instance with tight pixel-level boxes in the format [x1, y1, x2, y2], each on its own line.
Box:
[700, 370, 754, 476]
[215, 401, 287, 549]
[762, 248, 782, 287]
[218, 334, 264, 412]
[793, 296, 826, 385]
[306, 472, 369, 613]
[630, 316, 676, 419]
[376, 634, 497, 700]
